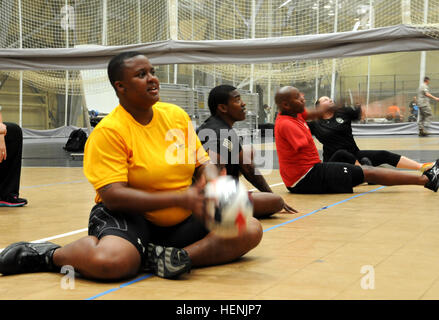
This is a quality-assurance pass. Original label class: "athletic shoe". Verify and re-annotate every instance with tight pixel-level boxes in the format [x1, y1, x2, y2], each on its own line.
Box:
[423, 160, 439, 192]
[421, 162, 435, 173]
[0, 241, 60, 275]
[146, 243, 192, 279]
[0, 195, 28, 207]
[360, 157, 373, 166]
[419, 129, 429, 137]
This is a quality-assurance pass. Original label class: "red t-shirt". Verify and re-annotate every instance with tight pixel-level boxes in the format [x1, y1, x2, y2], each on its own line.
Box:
[275, 111, 321, 187]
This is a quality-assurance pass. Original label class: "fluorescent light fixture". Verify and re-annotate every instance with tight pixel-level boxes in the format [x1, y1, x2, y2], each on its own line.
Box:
[278, 0, 292, 8]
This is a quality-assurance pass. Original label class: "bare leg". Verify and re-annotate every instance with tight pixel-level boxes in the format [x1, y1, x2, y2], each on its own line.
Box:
[396, 156, 423, 170]
[362, 166, 428, 186]
[52, 235, 141, 280]
[251, 192, 284, 218]
[184, 217, 263, 267]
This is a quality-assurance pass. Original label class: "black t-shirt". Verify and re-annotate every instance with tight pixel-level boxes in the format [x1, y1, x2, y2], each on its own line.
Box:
[196, 115, 242, 178]
[308, 106, 362, 162]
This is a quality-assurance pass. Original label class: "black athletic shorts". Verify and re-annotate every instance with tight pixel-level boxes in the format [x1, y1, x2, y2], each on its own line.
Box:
[88, 203, 209, 263]
[287, 162, 365, 194]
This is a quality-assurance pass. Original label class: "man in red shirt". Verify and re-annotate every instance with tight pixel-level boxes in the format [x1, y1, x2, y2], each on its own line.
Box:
[274, 86, 439, 194]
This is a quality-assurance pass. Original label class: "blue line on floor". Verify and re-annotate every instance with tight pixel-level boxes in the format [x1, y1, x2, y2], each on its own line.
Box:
[85, 274, 154, 300]
[84, 186, 386, 300]
[263, 186, 386, 233]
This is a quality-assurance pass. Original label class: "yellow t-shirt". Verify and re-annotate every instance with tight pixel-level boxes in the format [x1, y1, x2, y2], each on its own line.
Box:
[83, 101, 210, 227]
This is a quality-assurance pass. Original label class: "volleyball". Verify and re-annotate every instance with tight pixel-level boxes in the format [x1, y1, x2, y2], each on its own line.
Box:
[204, 175, 253, 238]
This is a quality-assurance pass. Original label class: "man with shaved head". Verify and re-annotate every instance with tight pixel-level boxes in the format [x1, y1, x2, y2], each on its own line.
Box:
[274, 86, 439, 194]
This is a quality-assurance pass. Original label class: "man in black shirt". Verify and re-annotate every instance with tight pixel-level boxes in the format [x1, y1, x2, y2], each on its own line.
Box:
[197, 85, 297, 217]
[308, 96, 433, 172]
[308, 100, 362, 163]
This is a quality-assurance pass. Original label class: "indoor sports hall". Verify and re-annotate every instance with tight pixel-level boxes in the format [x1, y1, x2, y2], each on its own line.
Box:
[0, 0, 439, 301]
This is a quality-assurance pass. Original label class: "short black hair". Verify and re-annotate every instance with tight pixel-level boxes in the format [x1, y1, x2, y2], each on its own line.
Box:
[424, 76, 430, 82]
[207, 85, 237, 115]
[107, 51, 144, 90]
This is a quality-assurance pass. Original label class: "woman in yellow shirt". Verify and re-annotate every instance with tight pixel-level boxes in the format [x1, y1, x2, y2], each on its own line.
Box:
[0, 52, 263, 280]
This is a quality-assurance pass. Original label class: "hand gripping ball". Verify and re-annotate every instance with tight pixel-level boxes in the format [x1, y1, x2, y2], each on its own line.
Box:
[204, 175, 253, 238]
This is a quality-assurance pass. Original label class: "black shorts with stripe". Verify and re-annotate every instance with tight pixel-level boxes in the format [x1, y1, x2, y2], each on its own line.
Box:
[287, 162, 365, 194]
[88, 203, 209, 264]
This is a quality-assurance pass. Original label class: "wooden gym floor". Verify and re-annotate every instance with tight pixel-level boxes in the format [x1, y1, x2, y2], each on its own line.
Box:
[0, 135, 438, 300]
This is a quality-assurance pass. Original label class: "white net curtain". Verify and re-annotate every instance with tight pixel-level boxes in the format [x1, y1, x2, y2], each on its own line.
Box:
[1, 0, 439, 130]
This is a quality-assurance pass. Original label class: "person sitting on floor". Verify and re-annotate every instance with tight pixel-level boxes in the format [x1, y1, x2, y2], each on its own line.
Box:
[273, 86, 439, 195]
[0, 52, 263, 281]
[197, 85, 297, 218]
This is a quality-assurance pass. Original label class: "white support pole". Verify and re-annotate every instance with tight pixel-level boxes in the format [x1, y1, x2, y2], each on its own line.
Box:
[191, 0, 195, 89]
[213, 0, 216, 86]
[250, 65, 255, 93]
[420, 54, 426, 85]
[267, 65, 272, 107]
[102, 0, 107, 45]
[315, 0, 320, 102]
[65, 71, 69, 126]
[330, 64, 337, 100]
[366, 56, 371, 123]
[65, 0, 69, 127]
[369, 0, 375, 28]
[315, 66, 319, 102]
[18, 0, 23, 127]
[19, 72, 23, 127]
[168, 0, 179, 84]
[330, 0, 338, 100]
[168, 0, 178, 40]
[174, 65, 178, 84]
[137, 0, 141, 43]
[419, 0, 428, 86]
[18, 0, 22, 48]
[267, 0, 273, 117]
[232, 0, 236, 87]
[249, 0, 256, 93]
[191, 65, 195, 89]
[366, 0, 374, 122]
[401, 0, 411, 24]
